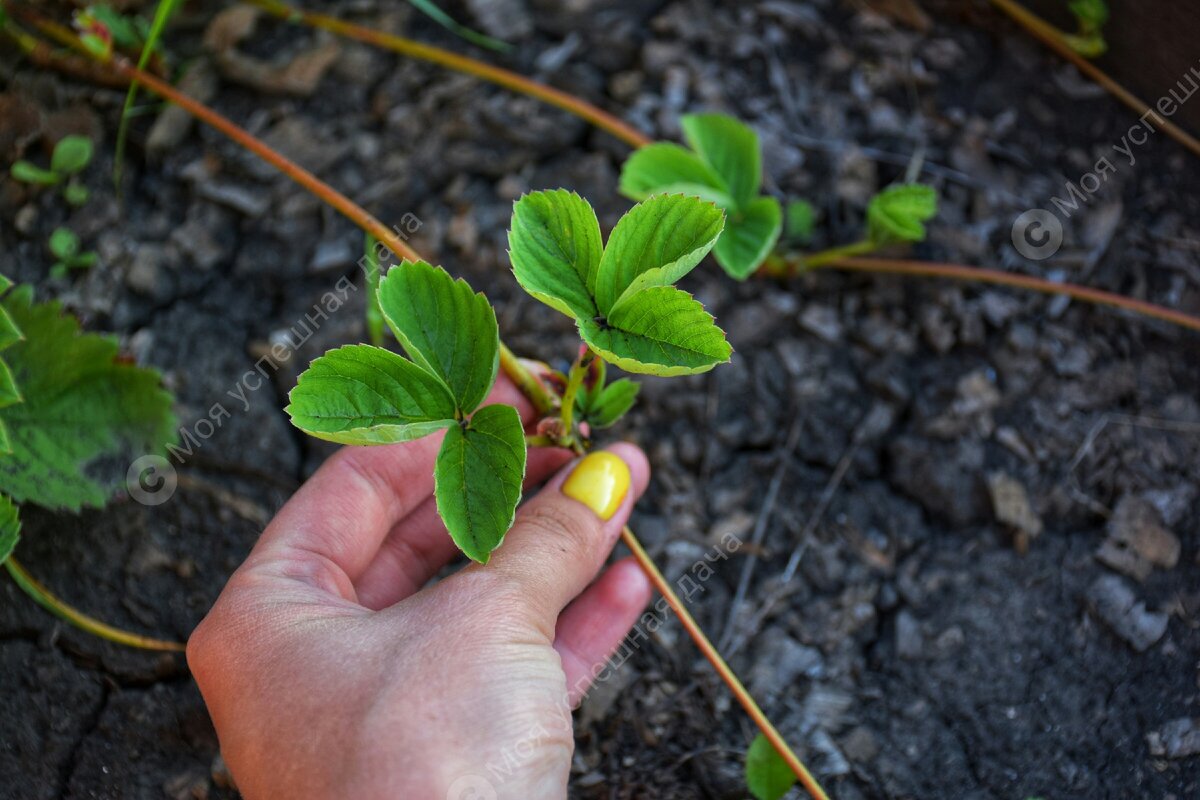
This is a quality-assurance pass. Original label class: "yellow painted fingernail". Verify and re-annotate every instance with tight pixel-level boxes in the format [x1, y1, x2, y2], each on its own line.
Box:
[562, 451, 630, 521]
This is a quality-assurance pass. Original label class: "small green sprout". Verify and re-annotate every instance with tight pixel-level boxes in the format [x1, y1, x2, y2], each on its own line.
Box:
[10, 135, 94, 207]
[47, 228, 98, 280]
[866, 183, 938, 246]
[1065, 0, 1108, 58]
[784, 199, 816, 245]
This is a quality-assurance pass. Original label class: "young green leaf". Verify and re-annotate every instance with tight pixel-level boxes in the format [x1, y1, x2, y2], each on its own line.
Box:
[866, 183, 938, 245]
[10, 161, 60, 186]
[378, 260, 499, 414]
[49, 228, 81, 260]
[681, 113, 763, 209]
[286, 344, 457, 446]
[618, 142, 732, 207]
[1070, 0, 1109, 33]
[434, 403, 526, 564]
[579, 286, 731, 376]
[50, 135, 94, 176]
[509, 189, 603, 320]
[595, 193, 725, 314]
[0, 286, 177, 511]
[785, 199, 816, 244]
[713, 196, 783, 280]
[745, 733, 796, 800]
[580, 378, 639, 429]
[62, 182, 90, 207]
[0, 493, 19, 566]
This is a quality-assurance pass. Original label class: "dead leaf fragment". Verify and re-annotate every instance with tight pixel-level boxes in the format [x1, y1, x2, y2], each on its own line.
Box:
[987, 472, 1043, 551]
[1096, 495, 1181, 581]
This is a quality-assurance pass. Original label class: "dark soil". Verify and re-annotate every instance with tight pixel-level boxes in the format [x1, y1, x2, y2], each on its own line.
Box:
[2, 1, 1199, 798]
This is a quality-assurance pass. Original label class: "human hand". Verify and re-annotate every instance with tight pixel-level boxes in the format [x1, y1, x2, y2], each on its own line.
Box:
[187, 377, 653, 800]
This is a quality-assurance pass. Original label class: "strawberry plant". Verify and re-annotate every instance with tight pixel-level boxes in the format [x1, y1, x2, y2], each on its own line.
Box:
[0, 274, 178, 644]
[1065, 0, 1109, 57]
[48, 227, 99, 279]
[288, 193, 730, 563]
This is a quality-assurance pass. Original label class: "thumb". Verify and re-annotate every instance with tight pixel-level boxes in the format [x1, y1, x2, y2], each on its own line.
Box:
[466, 443, 649, 633]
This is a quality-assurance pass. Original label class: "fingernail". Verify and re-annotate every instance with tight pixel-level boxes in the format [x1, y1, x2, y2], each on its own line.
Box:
[562, 451, 630, 520]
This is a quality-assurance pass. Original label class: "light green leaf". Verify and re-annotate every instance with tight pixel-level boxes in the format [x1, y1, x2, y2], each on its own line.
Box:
[713, 197, 783, 280]
[595, 194, 725, 315]
[508, 190, 602, 321]
[50, 135, 94, 176]
[62, 182, 90, 207]
[0, 286, 177, 511]
[49, 228, 80, 260]
[618, 142, 731, 205]
[745, 733, 796, 800]
[10, 161, 60, 186]
[378, 260, 499, 414]
[867, 183, 938, 245]
[582, 378, 639, 429]
[435, 403, 526, 564]
[286, 344, 456, 446]
[580, 286, 731, 376]
[681, 113, 763, 208]
[0, 493, 19, 566]
[785, 199, 816, 243]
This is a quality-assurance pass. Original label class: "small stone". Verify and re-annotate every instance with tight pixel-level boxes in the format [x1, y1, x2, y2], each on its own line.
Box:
[195, 181, 270, 217]
[895, 610, 923, 659]
[799, 304, 844, 343]
[309, 238, 355, 274]
[1096, 495, 1181, 581]
[749, 635, 824, 698]
[126, 245, 165, 296]
[1146, 718, 1200, 759]
[987, 472, 1043, 547]
[13, 204, 37, 235]
[1087, 575, 1169, 652]
[839, 726, 880, 764]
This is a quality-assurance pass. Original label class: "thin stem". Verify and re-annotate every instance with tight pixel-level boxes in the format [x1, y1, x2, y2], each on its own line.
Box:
[559, 347, 594, 434]
[5, 558, 186, 652]
[823, 255, 1200, 333]
[987, 0, 1200, 160]
[499, 343, 557, 416]
[796, 239, 876, 271]
[241, 0, 652, 149]
[618, 526, 830, 800]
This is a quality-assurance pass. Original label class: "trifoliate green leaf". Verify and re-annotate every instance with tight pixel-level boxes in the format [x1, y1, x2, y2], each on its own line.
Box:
[713, 197, 783, 280]
[866, 184, 938, 245]
[434, 403, 526, 564]
[286, 344, 456, 446]
[0, 493, 19, 566]
[50, 135, 94, 176]
[785, 199, 816, 243]
[0, 286, 177, 511]
[618, 142, 733, 208]
[595, 194, 725, 314]
[745, 733, 796, 800]
[579, 378, 639, 429]
[508, 189, 603, 320]
[378, 260, 499, 414]
[681, 113, 763, 209]
[10, 161, 60, 186]
[579, 286, 731, 376]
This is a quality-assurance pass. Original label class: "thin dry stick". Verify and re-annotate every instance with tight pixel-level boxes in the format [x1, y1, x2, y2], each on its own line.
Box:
[11, 18, 826, 796]
[242, 0, 653, 149]
[987, 0, 1200, 160]
[823, 256, 1200, 333]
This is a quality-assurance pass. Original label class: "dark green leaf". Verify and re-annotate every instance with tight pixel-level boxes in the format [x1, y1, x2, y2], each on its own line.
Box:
[435, 404, 526, 564]
[618, 142, 732, 207]
[681, 113, 762, 208]
[595, 194, 725, 315]
[509, 190, 602, 320]
[378, 260, 499, 414]
[867, 184, 938, 245]
[0, 493, 19, 566]
[583, 378, 639, 429]
[0, 286, 177, 511]
[713, 197, 782, 280]
[580, 286, 731, 376]
[50, 136, 94, 176]
[286, 344, 457, 446]
[10, 161, 60, 186]
[745, 733, 796, 800]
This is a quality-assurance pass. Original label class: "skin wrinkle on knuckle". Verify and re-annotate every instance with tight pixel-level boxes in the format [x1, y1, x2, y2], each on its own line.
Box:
[519, 500, 604, 558]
